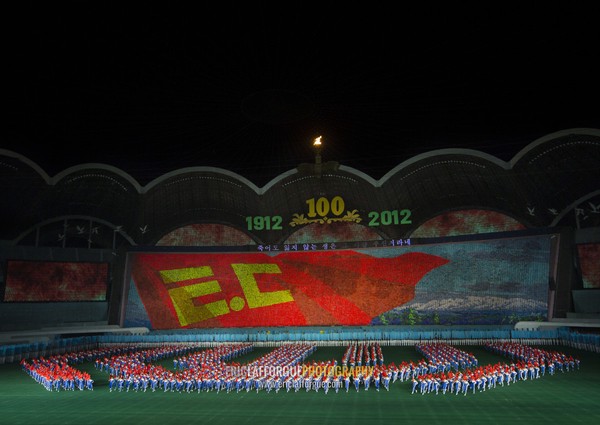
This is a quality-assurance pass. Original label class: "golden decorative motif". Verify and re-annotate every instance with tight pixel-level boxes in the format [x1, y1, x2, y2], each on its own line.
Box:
[289, 210, 362, 227]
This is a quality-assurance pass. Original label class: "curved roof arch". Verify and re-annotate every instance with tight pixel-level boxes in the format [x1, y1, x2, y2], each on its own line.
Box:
[258, 168, 300, 194]
[0, 148, 51, 182]
[142, 166, 265, 194]
[378, 148, 511, 186]
[335, 165, 380, 187]
[510, 128, 600, 166]
[51, 163, 143, 191]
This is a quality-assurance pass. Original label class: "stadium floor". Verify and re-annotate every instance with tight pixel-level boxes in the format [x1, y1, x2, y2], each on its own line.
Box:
[0, 344, 598, 425]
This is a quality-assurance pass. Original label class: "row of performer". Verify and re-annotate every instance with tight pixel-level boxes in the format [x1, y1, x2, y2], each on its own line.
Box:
[108, 369, 393, 393]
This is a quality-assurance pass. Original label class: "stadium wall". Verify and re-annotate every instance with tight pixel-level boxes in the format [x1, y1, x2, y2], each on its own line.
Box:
[0, 246, 115, 331]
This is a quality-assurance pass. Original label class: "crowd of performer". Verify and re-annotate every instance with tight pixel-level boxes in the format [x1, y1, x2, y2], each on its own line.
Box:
[484, 341, 580, 374]
[410, 342, 580, 396]
[21, 355, 94, 391]
[20, 344, 147, 391]
[96, 342, 399, 394]
[102, 343, 252, 393]
[341, 342, 384, 366]
[20, 340, 580, 396]
[415, 343, 478, 371]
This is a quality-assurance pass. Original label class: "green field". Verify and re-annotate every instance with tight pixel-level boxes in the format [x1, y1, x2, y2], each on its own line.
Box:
[0, 344, 598, 425]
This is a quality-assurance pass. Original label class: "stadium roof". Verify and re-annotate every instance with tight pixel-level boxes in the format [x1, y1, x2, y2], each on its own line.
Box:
[4, 4, 600, 187]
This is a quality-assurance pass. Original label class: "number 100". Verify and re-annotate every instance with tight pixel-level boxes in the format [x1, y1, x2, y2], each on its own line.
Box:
[306, 196, 345, 217]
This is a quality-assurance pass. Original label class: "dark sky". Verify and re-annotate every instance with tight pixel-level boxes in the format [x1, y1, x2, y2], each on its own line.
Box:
[4, 3, 600, 186]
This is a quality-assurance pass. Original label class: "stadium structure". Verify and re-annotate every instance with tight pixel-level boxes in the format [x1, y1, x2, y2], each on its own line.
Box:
[1, 128, 599, 425]
[1, 127, 598, 350]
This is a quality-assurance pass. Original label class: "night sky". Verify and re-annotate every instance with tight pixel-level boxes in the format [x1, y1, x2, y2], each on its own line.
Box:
[4, 3, 600, 186]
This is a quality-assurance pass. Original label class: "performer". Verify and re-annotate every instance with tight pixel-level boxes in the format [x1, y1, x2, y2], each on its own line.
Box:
[381, 372, 390, 391]
[353, 374, 361, 392]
